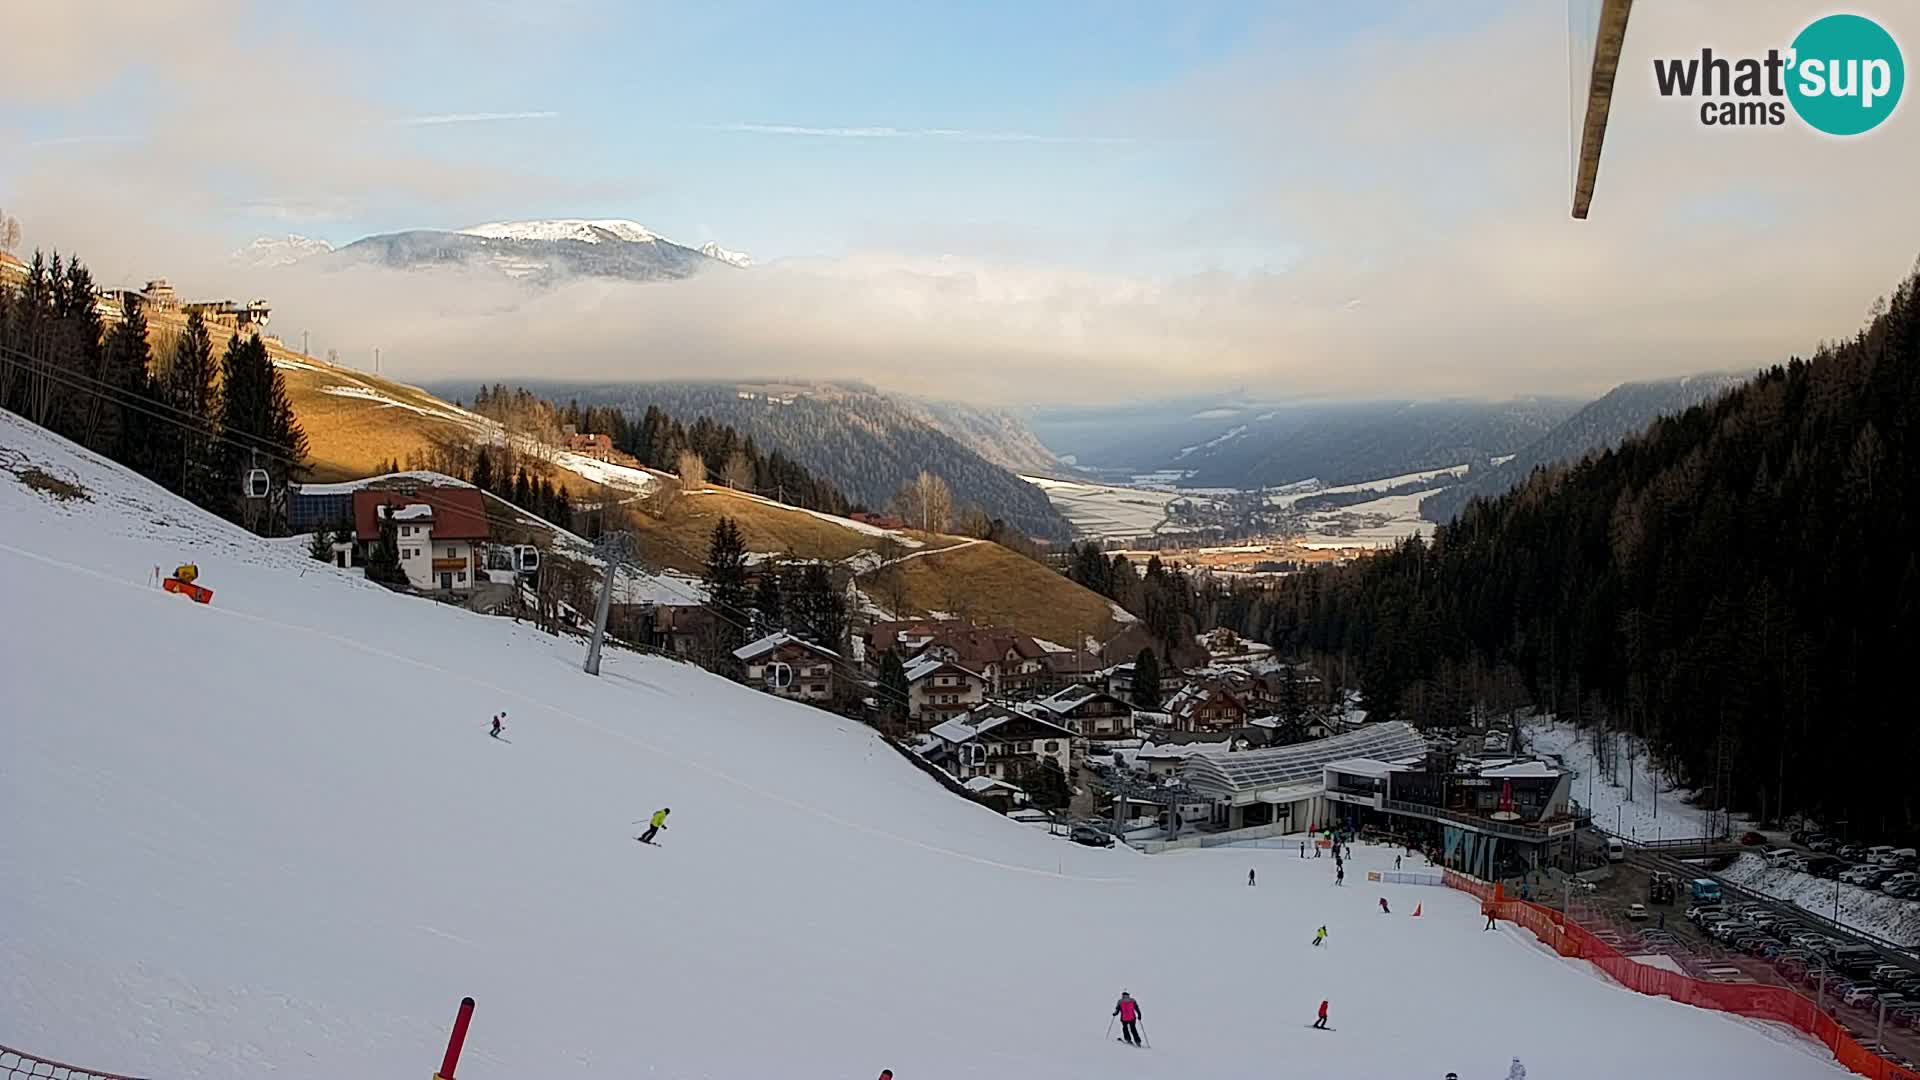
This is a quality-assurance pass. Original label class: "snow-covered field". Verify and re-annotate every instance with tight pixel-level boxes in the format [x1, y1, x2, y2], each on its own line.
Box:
[1021, 474, 1183, 540]
[1525, 718, 1722, 842]
[0, 413, 1854, 1080]
[1294, 490, 1437, 549]
[1722, 855, 1920, 948]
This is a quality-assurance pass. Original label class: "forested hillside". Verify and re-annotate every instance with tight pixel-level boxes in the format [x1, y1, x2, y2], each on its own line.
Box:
[1246, 259, 1920, 834]
[1418, 374, 1744, 524]
[487, 380, 1072, 540]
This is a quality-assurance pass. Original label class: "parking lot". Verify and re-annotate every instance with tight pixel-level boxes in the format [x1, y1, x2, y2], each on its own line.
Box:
[1564, 855, 1920, 1069]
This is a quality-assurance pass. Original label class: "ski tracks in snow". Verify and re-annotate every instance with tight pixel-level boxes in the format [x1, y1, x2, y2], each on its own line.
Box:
[0, 539, 1130, 886]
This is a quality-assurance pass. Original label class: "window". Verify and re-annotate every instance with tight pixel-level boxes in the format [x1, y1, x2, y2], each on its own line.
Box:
[456, 571, 466, 582]
[401, 525, 412, 537]
[446, 547, 456, 559]
[1044, 740, 1059, 753]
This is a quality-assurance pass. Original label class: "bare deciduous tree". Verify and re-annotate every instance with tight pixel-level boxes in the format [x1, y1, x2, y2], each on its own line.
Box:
[642, 476, 683, 518]
[677, 449, 707, 491]
[892, 470, 953, 534]
[723, 450, 753, 491]
[0, 208, 20, 253]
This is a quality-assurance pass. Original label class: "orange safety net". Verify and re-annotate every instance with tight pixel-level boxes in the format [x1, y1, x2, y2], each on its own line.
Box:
[1439, 877, 1920, 1080]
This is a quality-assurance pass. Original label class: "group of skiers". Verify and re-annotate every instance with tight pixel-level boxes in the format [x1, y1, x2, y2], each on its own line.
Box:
[486, 715, 1517, 1075]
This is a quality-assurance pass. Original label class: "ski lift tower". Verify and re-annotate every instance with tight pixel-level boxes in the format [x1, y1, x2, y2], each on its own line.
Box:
[583, 531, 635, 677]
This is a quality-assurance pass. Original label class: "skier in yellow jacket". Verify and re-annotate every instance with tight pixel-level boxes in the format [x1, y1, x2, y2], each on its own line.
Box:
[639, 808, 670, 844]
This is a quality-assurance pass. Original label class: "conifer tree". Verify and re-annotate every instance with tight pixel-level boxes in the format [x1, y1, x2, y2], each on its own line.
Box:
[753, 561, 785, 637]
[158, 309, 219, 506]
[1131, 647, 1162, 709]
[471, 447, 495, 493]
[95, 293, 153, 466]
[877, 649, 911, 730]
[702, 515, 750, 652]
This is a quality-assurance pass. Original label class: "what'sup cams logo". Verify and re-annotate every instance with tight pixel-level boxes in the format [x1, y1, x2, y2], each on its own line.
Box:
[1653, 13, 1904, 134]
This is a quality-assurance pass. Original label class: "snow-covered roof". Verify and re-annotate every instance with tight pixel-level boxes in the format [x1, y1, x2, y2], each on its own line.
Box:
[389, 503, 433, 522]
[1183, 722, 1427, 796]
[929, 708, 1073, 746]
[1325, 757, 1395, 779]
[732, 631, 840, 662]
[904, 656, 980, 683]
[294, 471, 473, 496]
[963, 776, 1024, 795]
[1137, 743, 1220, 762]
[1480, 761, 1562, 780]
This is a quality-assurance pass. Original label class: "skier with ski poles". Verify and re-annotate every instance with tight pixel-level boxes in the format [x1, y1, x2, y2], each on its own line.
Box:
[1112, 990, 1143, 1046]
[490, 712, 505, 738]
[637, 807, 670, 844]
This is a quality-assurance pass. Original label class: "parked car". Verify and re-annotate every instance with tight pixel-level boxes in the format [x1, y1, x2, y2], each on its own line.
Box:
[1741, 831, 1767, 846]
[1892, 1006, 1920, 1029]
[1068, 824, 1115, 848]
[1811, 838, 1841, 853]
[1627, 903, 1649, 922]
[1791, 829, 1812, 844]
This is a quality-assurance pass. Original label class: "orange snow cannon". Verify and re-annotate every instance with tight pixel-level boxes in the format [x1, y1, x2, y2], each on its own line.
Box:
[162, 563, 213, 604]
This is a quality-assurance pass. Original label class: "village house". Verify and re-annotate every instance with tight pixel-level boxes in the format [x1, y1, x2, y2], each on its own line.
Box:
[565, 433, 615, 460]
[962, 775, 1028, 813]
[1103, 661, 1137, 701]
[1164, 679, 1253, 734]
[1026, 685, 1136, 741]
[351, 487, 489, 592]
[733, 632, 840, 703]
[904, 656, 988, 728]
[849, 511, 905, 529]
[1041, 649, 1105, 691]
[867, 620, 1052, 694]
[920, 705, 1074, 785]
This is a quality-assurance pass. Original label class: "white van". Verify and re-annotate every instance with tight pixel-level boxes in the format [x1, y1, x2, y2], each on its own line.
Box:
[1607, 837, 1626, 863]
[1763, 848, 1797, 867]
[1867, 845, 1898, 864]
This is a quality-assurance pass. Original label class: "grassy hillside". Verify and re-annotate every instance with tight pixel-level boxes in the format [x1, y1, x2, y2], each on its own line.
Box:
[195, 343, 1123, 644]
[869, 540, 1128, 648]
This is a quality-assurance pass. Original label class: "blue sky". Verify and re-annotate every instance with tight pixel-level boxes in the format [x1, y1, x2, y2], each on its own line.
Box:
[4, 1, 1916, 404]
[4, 0, 1443, 269]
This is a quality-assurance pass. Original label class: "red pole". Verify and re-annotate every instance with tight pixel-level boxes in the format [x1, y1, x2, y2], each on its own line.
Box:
[436, 997, 475, 1080]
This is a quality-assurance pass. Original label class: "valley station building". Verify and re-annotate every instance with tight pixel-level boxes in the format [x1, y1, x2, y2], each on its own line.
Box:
[1175, 721, 1582, 878]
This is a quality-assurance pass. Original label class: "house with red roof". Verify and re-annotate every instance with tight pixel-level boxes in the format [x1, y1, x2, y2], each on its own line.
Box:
[351, 486, 491, 592]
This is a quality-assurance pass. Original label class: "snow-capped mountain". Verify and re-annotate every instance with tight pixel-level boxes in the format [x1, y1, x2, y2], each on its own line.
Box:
[461, 219, 663, 245]
[328, 218, 748, 284]
[700, 241, 754, 268]
[231, 234, 334, 268]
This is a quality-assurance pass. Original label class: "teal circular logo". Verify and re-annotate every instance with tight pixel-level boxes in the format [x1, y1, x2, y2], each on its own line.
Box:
[1787, 14, 1904, 135]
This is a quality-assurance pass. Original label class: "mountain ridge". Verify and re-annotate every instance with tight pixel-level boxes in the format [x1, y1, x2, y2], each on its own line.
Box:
[1417, 373, 1746, 523]
[467, 379, 1073, 541]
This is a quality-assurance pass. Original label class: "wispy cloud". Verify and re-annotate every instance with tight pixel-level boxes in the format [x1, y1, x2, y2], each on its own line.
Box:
[716, 122, 1133, 144]
[402, 111, 559, 126]
[28, 133, 141, 148]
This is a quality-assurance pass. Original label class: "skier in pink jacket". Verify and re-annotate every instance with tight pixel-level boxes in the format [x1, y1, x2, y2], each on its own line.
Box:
[1113, 991, 1143, 1046]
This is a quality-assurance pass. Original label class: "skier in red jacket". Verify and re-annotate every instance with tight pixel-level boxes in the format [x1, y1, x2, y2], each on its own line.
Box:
[1313, 999, 1330, 1029]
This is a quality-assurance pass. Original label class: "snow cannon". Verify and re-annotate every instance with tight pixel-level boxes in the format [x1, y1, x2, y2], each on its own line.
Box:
[162, 563, 214, 604]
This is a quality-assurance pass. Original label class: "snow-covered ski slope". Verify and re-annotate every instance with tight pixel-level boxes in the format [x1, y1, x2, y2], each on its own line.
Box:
[0, 412, 1851, 1080]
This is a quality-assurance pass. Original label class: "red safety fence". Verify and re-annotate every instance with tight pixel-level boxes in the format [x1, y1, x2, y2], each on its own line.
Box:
[1, 1045, 150, 1080]
[1439, 875, 1920, 1080]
